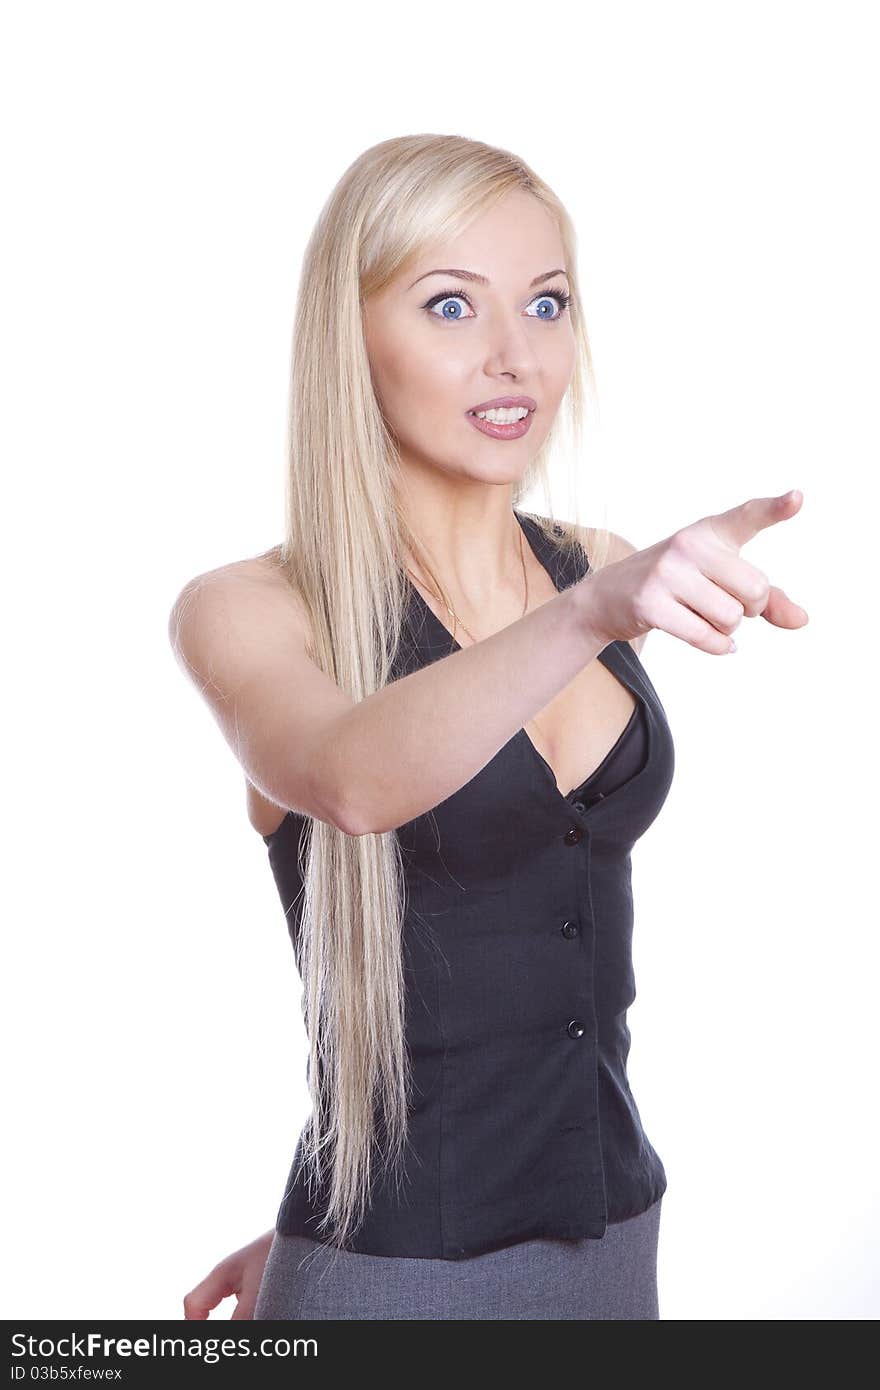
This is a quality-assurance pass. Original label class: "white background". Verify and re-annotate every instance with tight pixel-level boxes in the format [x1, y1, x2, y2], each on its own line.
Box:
[2, 0, 877, 1321]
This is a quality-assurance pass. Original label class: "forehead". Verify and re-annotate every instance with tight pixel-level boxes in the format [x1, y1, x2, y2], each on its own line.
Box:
[406, 191, 565, 283]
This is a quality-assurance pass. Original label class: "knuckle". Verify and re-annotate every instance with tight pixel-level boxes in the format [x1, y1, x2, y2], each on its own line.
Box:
[724, 599, 745, 628]
[654, 552, 678, 587]
[746, 570, 769, 603]
[668, 530, 691, 560]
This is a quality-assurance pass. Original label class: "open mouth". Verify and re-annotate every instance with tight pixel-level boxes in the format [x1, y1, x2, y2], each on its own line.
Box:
[466, 408, 534, 440]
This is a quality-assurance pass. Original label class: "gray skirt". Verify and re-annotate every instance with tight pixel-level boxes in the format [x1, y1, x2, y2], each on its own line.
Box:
[253, 1197, 662, 1321]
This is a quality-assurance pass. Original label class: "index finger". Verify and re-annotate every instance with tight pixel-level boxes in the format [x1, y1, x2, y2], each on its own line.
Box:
[711, 488, 803, 551]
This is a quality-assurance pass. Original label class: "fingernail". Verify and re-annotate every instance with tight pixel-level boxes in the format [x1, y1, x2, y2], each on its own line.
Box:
[728, 638, 737, 653]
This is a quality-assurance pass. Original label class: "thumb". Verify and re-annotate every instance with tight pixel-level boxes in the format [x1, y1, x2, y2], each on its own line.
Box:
[760, 583, 810, 629]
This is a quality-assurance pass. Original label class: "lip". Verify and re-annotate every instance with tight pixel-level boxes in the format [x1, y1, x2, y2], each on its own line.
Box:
[466, 394, 537, 416]
[466, 409, 534, 442]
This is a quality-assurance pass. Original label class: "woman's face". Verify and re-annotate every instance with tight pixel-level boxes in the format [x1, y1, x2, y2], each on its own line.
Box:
[362, 189, 577, 488]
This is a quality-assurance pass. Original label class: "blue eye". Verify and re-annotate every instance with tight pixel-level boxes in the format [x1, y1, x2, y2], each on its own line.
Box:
[422, 287, 572, 322]
[525, 293, 572, 320]
[425, 293, 473, 321]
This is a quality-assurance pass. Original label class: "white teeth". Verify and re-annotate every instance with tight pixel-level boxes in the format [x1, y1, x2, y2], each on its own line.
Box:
[472, 406, 530, 423]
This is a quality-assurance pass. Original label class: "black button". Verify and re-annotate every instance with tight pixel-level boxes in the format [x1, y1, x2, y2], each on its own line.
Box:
[567, 1019, 586, 1038]
[564, 826, 583, 845]
[561, 920, 579, 939]
[572, 800, 586, 814]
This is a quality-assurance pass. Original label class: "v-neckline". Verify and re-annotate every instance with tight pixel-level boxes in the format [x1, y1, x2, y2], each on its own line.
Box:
[404, 510, 655, 812]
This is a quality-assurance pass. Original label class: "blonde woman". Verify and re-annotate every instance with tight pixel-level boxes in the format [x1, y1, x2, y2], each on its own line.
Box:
[170, 134, 807, 1321]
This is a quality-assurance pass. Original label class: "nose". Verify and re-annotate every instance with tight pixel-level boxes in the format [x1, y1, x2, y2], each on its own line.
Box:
[480, 308, 540, 380]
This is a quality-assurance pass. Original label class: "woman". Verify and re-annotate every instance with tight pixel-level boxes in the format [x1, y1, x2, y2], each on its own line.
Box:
[170, 134, 807, 1320]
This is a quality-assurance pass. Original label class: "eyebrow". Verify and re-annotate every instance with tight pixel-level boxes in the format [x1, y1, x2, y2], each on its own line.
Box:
[407, 267, 568, 290]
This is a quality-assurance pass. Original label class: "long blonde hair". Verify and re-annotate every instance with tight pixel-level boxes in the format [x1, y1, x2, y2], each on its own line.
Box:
[267, 133, 610, 1251]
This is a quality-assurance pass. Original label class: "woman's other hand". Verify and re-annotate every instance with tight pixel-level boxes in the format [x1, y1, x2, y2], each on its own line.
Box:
[183, 1229, 275, 1320]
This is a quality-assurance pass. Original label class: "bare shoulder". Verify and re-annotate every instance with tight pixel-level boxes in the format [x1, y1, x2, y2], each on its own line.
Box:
[167, 548, 351, 837]
[168, 547, 311, 661]
[170, 545, 295, 605]
[566, 522, 648, 658]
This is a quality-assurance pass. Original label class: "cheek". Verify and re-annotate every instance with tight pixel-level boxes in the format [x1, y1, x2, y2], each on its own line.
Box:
[378, 338, 464, 422]
[548, 328, 577, 379]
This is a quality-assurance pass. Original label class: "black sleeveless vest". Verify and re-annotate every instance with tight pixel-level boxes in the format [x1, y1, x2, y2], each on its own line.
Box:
[263, 511, 675, 1260]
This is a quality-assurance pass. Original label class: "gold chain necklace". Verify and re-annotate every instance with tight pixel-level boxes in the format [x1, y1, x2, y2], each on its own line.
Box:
[405, 520, 530, 646]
